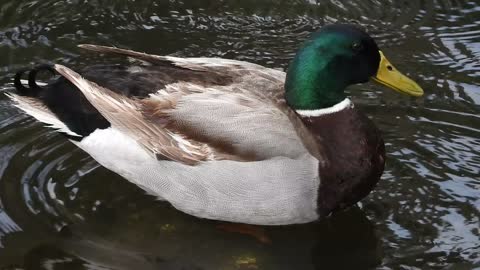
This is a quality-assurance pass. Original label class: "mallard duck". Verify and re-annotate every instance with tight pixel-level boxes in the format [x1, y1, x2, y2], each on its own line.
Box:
[7, 24, 423, 225]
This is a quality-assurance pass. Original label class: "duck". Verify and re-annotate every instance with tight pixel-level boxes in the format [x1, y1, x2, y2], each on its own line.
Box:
[7, 24, 423, 226]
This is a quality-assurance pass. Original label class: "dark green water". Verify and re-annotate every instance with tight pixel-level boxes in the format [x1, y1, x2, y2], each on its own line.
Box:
[0, 0, 479, 269]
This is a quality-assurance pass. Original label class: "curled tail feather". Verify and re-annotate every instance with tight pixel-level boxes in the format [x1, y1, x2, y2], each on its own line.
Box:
[9, 64, 110, 139]
[13, 64, 56, 96]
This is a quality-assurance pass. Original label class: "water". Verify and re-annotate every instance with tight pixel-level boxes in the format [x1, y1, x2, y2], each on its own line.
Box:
[0, 0, 479, 269]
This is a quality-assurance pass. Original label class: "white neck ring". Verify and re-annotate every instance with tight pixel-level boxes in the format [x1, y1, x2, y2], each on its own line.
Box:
[295, 98, 354, 117]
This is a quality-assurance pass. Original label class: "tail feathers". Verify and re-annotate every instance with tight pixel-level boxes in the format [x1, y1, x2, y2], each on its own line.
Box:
[9, 64, 82, 138]
[6, 92, 82, 137]
[9, 64, 107, 139]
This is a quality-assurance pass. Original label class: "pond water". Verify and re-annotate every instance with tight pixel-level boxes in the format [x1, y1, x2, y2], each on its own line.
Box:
[0, 0, 479, 269]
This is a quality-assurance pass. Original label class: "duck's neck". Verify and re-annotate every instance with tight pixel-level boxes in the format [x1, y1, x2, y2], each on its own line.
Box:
[296, 99, 385, 217]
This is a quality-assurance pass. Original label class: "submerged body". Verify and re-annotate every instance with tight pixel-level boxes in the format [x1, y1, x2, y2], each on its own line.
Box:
[7, 25, 422, 225]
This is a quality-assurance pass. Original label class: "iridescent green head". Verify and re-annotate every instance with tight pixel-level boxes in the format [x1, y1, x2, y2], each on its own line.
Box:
[285, 24, 423, 110]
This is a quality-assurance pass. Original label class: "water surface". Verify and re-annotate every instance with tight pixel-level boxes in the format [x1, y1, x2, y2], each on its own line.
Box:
[0, 0, 479, 269]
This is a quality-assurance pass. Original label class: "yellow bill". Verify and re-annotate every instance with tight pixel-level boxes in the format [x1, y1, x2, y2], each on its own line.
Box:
[371, 51, 424, 97]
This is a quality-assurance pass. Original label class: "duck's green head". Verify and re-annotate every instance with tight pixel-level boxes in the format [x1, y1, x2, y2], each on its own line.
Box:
[285, 24, 423, 110]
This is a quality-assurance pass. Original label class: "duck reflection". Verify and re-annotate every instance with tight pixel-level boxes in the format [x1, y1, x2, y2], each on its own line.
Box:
[2, 202, 381, 270]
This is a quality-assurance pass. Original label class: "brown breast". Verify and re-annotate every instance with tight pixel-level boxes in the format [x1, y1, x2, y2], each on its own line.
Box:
[299, 106, 385, 217]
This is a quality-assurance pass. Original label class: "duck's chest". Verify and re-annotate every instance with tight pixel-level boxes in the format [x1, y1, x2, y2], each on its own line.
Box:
[299, 106, 386, 217]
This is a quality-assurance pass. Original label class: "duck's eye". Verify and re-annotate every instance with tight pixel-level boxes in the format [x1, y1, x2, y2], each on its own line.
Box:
[351, 42, 364, 52]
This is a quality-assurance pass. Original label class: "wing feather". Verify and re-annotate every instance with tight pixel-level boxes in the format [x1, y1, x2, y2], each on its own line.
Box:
[78, 44, 286, 102]
[54, 64, 215, 165]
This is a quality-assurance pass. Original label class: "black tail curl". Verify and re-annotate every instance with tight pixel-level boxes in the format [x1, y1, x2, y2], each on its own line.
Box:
[12, 63, 112, 138]
[14, 64, 56, 96]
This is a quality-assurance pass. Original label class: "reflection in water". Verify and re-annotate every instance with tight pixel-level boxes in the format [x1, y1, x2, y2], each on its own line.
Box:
[0, 0, 479, 269]
[3, 205, 381, 270]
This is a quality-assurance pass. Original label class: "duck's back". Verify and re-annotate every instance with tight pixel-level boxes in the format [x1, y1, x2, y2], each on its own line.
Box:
[12, 45, 314, 160]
